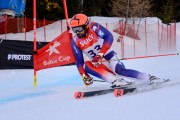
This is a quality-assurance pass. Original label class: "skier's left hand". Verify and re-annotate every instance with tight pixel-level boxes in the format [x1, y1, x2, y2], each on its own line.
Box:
[82, 73, 93, 86]
[92, 53, 104, 67]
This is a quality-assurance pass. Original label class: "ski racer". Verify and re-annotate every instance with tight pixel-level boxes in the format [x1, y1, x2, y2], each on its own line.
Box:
[70, 13, 162, 88]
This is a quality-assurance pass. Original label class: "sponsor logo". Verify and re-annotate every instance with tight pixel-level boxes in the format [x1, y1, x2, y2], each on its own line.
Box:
[73, 45, 78, 53]
[43, 56, 71, 66]
[92, 25, 104, 37]
[46, 41, 61, 56]
[98, 30, 104, 37]
[7, 54, 32, 60]
[92, 26, 97, 31]
[80, 34, 94, 47]
[42, 41, 72, 66]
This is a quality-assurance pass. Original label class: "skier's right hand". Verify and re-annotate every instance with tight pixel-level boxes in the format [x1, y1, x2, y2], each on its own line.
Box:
[92, 53, 104, 67]
[82, 73, 93, 86]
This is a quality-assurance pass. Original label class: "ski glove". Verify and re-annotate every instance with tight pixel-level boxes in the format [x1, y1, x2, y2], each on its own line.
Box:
[82, 73, 93, 86]
[92, 53, 104, 67]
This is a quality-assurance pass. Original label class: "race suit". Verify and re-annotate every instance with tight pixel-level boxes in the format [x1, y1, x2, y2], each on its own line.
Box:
[71, 22, 148, 83]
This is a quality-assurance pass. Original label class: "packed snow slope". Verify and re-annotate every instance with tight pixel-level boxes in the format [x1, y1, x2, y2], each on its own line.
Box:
[0, 17, 180, 120]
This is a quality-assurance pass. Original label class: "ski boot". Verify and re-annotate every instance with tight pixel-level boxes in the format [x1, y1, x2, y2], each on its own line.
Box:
[149, 75, 169, 85]
[111, 78, 133, 88]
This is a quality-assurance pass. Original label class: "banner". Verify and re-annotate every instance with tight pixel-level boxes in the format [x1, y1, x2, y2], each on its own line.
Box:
[34, 30, 75, 71]
[0, 39, 47, 69]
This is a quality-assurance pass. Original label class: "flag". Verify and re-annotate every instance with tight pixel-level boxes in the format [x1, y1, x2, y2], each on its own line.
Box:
[34, 30, 75, 71]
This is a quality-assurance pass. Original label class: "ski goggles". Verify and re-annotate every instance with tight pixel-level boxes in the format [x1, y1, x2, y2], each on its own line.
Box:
[72, 26, 84, 33]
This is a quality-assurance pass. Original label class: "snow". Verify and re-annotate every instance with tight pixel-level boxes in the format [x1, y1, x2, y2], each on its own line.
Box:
[0, 17, 180, 120]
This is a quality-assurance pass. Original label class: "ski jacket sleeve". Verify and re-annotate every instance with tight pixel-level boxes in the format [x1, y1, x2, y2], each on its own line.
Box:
[91, 22, 114, 55]
[71, 38, 86, 76]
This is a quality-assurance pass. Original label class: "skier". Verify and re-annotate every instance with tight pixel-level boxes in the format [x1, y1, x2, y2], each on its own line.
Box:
[70, 13, 162, 88]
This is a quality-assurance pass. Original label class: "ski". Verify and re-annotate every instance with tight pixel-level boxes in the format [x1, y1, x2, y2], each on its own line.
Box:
[74, 87, 136, 99]
[74, 78, 173, 99]
[114, 79, 170, 97]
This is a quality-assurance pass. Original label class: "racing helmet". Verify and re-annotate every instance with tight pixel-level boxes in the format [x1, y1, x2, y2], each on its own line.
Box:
[70, 14, 89, 37]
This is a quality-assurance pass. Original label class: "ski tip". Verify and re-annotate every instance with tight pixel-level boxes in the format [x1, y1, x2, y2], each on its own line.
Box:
[74, 91, 84, 99]
[113, 89, 124, 97]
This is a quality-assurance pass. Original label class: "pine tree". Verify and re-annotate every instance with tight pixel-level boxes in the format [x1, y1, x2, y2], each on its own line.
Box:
[155, 0, 174, 23]
[109, 0, 152, 17]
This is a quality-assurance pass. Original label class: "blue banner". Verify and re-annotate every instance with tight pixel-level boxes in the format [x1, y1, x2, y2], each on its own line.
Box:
[0, 0, 26, 15]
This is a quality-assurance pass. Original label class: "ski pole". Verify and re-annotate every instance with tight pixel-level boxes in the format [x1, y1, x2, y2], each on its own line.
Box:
[102, 53, 179, 62]
[94, 79, 106, 82]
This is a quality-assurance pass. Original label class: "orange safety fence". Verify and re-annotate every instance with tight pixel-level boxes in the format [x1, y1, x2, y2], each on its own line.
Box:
[0, 16, 55, 34]
[0, 15, 66, 41]
[0, 16, 176, 59]
[105, 19, 176, 58]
